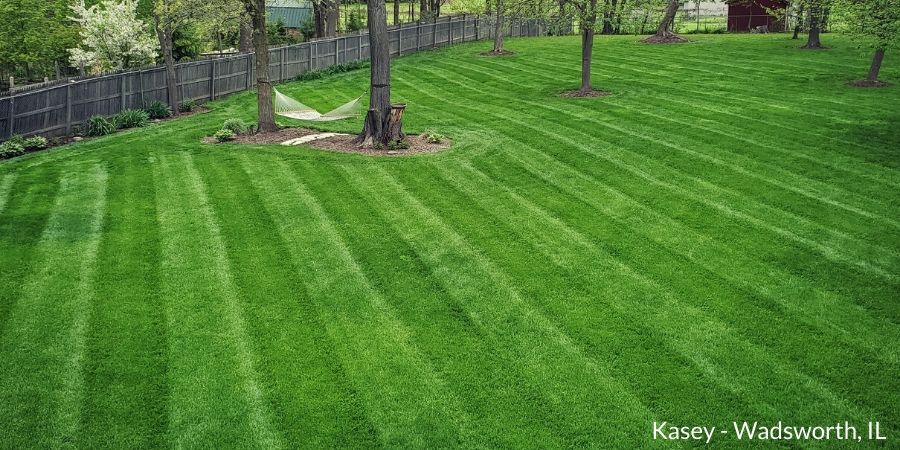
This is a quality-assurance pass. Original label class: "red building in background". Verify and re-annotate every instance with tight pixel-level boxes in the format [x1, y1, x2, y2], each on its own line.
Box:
[726, 0, 788, 32]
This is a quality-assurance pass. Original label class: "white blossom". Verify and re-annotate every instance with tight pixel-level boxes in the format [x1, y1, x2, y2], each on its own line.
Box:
[68, 0, 158, 73]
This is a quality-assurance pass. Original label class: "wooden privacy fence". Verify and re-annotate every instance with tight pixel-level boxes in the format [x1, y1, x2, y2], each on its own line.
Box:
[0, 15, 550, 141]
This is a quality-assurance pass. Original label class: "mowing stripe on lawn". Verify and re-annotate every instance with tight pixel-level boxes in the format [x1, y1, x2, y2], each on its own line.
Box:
[195, 154, 380, 448]
[0, 163, 107, 448]
[153, 152, 282, 449]
[295, 160, 568, 448]
[240, 154, 473, 447]
[395, 80, 898, 356]
[339, 163, 658, 446]
[80, 153, 168, 448]
[417, 60, 900, 232]
[440, 159, 876, 421]
[0, 173, 15, 214]
[403, 67, 900, 294]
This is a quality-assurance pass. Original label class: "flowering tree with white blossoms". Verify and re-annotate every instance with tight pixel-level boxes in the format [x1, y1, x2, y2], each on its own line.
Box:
[69, 0, 157, 74]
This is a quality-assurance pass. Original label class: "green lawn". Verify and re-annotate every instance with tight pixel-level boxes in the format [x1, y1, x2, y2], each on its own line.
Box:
[0, 34, 898, 448]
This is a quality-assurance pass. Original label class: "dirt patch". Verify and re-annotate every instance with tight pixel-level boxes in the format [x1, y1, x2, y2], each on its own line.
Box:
[561, 89, 612, 98]
[848, 79, 890, 88]
[205, 127, 451, 156]
[641, 34, 689, 44]
[479, 50, 515, 57]
[308, 133, 450, 156]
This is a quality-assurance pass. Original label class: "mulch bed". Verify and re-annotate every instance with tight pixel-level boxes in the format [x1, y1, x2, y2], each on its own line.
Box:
[205, 127, 451, 156]
[479, 50, 516, 57]
[848, 79, 890, 88]
[561, 89, 612, 98]
[641, 34, 689, 44]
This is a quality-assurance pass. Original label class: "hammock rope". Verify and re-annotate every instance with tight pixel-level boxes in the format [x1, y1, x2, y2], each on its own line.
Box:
[274, 88, 362, 121]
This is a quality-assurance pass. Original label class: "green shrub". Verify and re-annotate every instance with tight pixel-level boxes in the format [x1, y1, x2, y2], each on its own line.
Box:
[144, 101, 172, 119]
[23, 136, 48, 150]
[424, 131, 444, 144]
[214, 129, 236, 142]
[347, 10, 365, 32]
[222, 118, 250, 135]
[114, 109, 150, 129]
[178, 99, 197, 113]
[296, 60, 367, 81]
[0, 139, 25, 158]
[84, 116, 116, 137]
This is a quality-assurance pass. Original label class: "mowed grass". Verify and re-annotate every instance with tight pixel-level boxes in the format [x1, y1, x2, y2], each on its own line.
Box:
[0, 34, 898, 448]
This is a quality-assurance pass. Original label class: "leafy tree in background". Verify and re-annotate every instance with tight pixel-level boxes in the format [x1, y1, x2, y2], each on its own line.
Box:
[0, 0, 78, 81]
[833, 0, 900, 85]
[69, 0, 158, 74]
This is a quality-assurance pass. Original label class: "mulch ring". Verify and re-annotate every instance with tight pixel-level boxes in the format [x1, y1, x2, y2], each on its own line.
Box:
[848, 79, 890, 88]
[479, 50, 515, 57]
[204, 127, 451, 156]
[640, 34, 689, 44]
[560, 89, 612, 98]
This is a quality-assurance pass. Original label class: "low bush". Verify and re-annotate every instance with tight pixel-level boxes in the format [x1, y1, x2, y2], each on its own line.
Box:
[424, 131, 445, 144]
[179, 99, 197, 113]
[114, 109, 150, 129]
[23, 136, 48, 150]
[296, 60, 367, 81]
[214, 129, 236, 142]
[222, 118, 251, 135]
[144, 101, 172, 119]
[84, 116, 116, 137]
[0, 137, 25, 159]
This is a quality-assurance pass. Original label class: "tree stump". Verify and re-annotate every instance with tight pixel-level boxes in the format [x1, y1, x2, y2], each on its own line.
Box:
[386, 103, 406, 144]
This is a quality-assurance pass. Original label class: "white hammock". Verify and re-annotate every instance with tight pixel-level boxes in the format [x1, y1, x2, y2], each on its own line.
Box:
[274, 88, 362, 121]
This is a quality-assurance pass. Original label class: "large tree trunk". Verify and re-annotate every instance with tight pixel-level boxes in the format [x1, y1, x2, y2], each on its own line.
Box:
[313, 1, 327, 37]
[357, 0, 399, 146]
[153, 13, 179, 111]
[867, 48, 886, 82]
[394, 0, 400, 25]
[326, 0, 339, 36]
[247, 0, 277, 133]
[803, 5, 823, 49]
[654, 0, 679, 38]
[239, 16, 253, 52]
[792, 4, 804, 39]
[580, 24, 594, 93]
[492, 0, 504, 52]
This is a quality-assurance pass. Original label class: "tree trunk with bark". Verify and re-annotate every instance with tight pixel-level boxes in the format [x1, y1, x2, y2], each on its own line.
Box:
[394, 0, 400, 25]
[246, 0, 277, 133]
[153, 13, 179, 111]
[493, 0, 504, 52]
[867, 47, 886, 82]
[326, 0, 339, 36]
[580, 24, 594, 93]
[313, 1, 327, 37]
[654, 0, 679, 37]
[792, 4, 804, 39]
[803, 4, 823, 49]
[357, 0, 403, 146]
[239, 16, 253, 52]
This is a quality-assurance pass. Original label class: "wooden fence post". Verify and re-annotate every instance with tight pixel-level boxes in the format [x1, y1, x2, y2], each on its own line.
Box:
[120, 74, 126, 111]
[475, 16, 479, 40]
[138, 69, 145, 106]
[66, 83, 72, 135]
[416, 22, 421, 51]
[280, 47, 286, 81]
[398, 27, 403, 56]
[8, 96, 14, 137]
[432, 17, 437, 48]
[246, 54, 252, 89]
[210, 59, 216, 100]
[313, 41, 318, 70]
[449, 17, 453, 44]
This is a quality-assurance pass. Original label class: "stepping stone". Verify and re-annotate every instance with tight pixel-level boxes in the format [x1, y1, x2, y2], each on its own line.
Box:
[281, 132, 347, 146]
